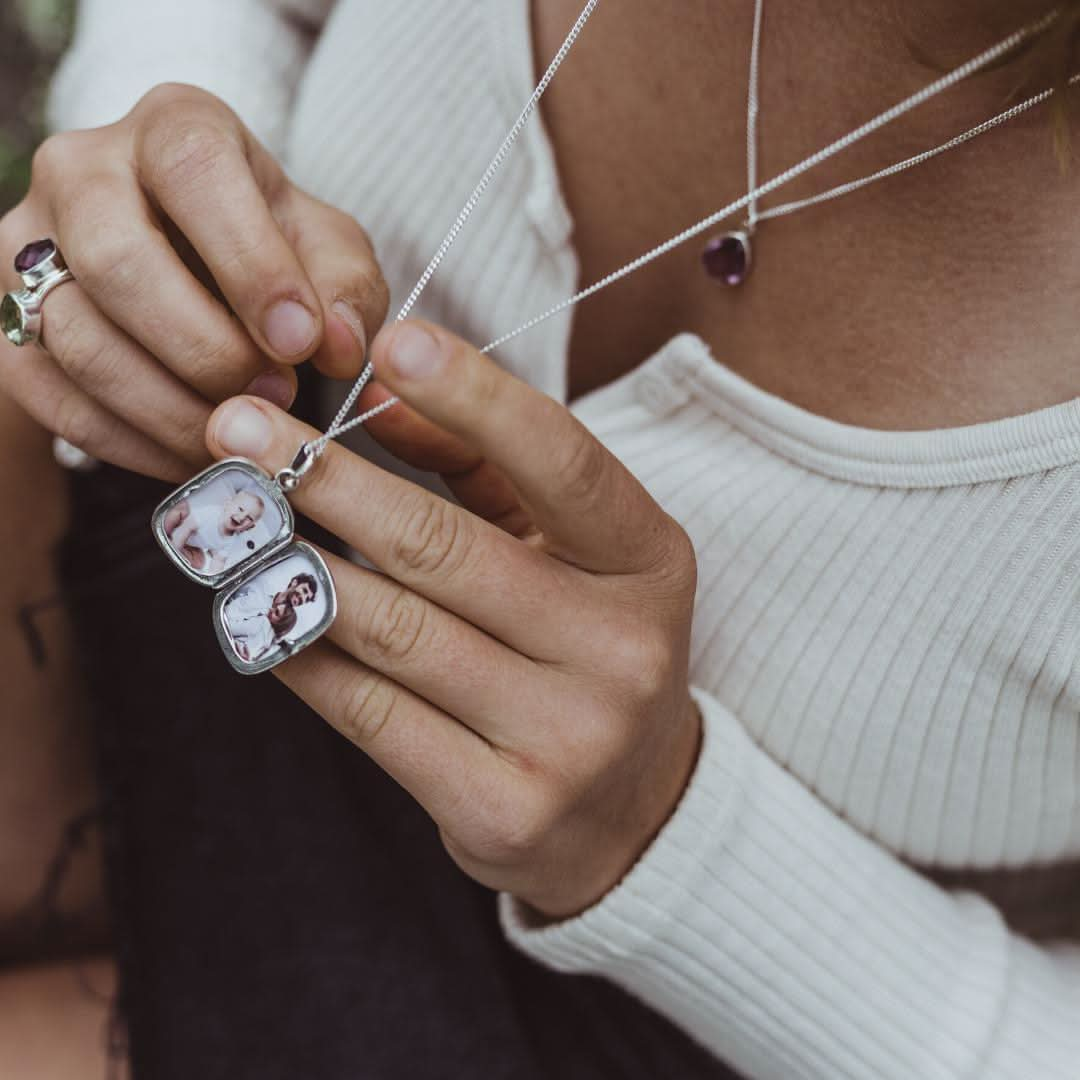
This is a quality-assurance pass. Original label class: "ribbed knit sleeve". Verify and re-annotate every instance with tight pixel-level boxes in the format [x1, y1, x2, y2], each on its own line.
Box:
[46, 0, 331, 153]
[499, 686, 1080, 1080]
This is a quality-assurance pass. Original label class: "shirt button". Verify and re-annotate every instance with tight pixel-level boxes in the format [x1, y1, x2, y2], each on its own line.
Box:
[635, 369, 693, 417]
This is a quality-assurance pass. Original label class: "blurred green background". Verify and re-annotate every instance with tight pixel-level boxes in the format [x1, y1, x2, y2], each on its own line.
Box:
[0, 0, 74, 213]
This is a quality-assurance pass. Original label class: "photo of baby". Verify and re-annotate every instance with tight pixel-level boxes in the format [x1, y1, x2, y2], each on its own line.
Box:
[216, 545, 335, 673]
[156, 464, 287, 582]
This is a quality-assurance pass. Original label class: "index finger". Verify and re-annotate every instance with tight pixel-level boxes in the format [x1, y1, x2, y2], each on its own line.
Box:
[204, 395, 592, 660]
[370, 320, 668, 574]
[136, 108, 323, 365]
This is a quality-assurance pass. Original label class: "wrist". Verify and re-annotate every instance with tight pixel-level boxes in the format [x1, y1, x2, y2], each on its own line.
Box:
[516, 691, 703, 926]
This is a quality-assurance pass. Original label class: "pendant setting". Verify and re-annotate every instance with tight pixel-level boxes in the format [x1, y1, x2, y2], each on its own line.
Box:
[151, 456, 337, 674]
[702, 228, 753, 286]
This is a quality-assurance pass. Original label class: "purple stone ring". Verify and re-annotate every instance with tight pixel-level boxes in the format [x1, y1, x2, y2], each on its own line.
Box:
[2, 238, 76, 347]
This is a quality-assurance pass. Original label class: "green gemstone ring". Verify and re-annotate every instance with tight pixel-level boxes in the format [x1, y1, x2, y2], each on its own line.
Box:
[2, 270, 75, 348]
[3, 238, 75, 348]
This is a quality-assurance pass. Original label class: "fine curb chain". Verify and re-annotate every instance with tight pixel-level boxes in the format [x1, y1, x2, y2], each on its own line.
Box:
[756, 72, 1080, 223]
[310, 5, 1061, 459]
[310, 0, 600, 456]
[745, 0, 766, 232]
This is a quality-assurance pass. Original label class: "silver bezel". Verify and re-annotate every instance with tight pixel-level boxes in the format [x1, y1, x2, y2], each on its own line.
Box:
[2, 288, 39, 347]
[212, 541, 338, 675]
[17, 242, 68, 290]
[151, 457, 294, 589]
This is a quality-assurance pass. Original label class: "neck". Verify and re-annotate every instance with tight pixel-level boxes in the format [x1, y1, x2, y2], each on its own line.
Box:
[539, 0, 1079, 427]
[725, 0, 1078, 428]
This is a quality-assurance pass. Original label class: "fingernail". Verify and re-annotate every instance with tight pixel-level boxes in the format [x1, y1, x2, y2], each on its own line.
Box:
[215, 399, 273, 458]
[264, 300, 317, 357]
[244, 371, 295, 410]
[332, 299, 367, 355]
[389, 323, 446, 379]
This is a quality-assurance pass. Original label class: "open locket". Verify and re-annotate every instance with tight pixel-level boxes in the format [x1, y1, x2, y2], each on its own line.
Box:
[151, 458, 337, 674]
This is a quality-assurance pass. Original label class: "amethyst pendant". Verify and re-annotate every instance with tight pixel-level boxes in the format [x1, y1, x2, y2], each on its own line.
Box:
[702, 230, 752, 286]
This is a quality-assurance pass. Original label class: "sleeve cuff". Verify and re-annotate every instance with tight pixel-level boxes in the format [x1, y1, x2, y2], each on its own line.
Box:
[497, 684, 750, 971]
[497, 688, 1080, 1080]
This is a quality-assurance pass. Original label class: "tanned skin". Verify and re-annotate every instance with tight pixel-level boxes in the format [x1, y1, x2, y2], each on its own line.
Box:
[0, 1, 1073, 1073]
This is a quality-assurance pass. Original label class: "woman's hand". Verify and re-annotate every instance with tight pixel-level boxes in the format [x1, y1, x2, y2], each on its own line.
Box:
[205, 320, 702, 920]
[0, 83, 389, 482]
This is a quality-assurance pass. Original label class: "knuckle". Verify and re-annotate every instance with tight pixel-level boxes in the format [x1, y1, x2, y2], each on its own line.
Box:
[134, 83, 234, 134]
[73, 225, 144, 300]
[30, 133, 75, 186]
[174, 410, 213, 458]
[49, 317, 121, 389]
[351, 267, 390, 331]
[335, 669, 400, 748]
[474, 797, 556, 866]
[143, 117, 232, 192]
[606, 624, 677, 698]
[52, 390, 96, 453]
[155, 404, 209, 462]
[636, 632, 679, 697]
[647, 516, 699, 596]
[343, 217, 375, 252]
[667, 520, 699, 588]
[136, 82, 203, 116]
[211, 229, 276, 285]
[364, 584, 430, 665]
[392, 494, 468, 578]
[69, 217, 133, 287]
[175, 328, 250, 392]
[551, 432, 608, 505]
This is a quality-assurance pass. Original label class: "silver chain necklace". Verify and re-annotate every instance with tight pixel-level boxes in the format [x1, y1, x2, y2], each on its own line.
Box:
[151, 1, 1070, 674]
[704, 0, 1078, 284]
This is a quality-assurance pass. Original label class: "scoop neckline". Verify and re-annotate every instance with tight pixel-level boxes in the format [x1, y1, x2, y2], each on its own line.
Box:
[490, 3, 1080, 490]
[643, 334, 1080, 488]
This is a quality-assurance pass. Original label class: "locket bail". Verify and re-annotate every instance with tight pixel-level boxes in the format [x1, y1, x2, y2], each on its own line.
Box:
[276, 441, 320, 493]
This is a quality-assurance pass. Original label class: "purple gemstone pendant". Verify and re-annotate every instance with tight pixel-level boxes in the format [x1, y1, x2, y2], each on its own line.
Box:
[702, 230, 752, 286]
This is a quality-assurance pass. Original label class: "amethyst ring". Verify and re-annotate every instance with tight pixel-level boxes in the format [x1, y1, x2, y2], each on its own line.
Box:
[2, 239, 75, 347]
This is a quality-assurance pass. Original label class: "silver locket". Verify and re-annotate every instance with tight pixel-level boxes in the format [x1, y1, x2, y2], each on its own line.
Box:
[151, 458, 337, 674]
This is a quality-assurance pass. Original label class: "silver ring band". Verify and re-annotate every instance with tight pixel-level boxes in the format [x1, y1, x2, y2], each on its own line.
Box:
[2, 270, 75, 347]
[2, 239, 76, 348]
[18, 243, 69, 290]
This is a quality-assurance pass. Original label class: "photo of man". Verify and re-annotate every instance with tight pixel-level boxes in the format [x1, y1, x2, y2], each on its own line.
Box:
[219, 550, 329, 668]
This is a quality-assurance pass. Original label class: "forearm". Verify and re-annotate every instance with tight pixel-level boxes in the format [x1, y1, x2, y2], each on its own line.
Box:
[0, 391, 107, 961]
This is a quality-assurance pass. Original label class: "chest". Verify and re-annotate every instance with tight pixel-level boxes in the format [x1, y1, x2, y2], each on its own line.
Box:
[530, 0, 750, 404]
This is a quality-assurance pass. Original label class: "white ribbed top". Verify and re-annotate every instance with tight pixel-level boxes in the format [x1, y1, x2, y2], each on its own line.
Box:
[49, 2, 1080, 1077]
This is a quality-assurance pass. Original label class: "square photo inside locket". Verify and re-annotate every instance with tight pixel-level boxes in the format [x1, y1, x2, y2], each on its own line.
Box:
[213, 541, 338, 675]
[151, 458, 294, 590]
